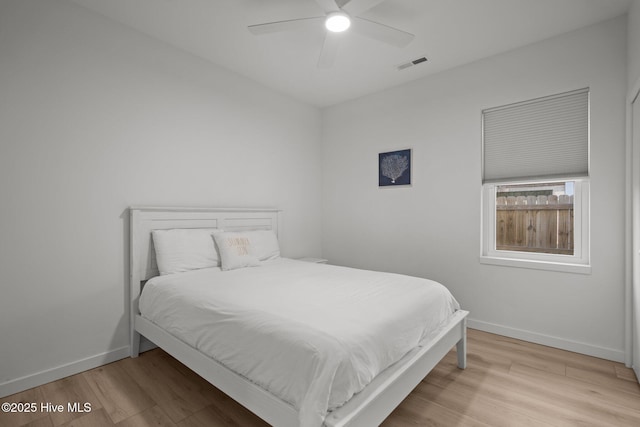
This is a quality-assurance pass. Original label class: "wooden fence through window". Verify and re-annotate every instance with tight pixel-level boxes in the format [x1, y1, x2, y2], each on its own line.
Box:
[496, 194, 574, 255]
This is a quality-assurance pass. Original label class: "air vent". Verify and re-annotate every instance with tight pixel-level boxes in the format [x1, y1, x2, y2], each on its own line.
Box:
[397, 56, 428, 71]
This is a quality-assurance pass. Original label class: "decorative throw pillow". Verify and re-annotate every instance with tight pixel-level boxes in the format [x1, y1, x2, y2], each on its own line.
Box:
[152, 228, 221, 275]
[213, 232, 261, 271]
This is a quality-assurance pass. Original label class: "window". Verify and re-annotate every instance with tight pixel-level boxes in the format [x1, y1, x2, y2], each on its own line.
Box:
[480, 89, 590, 274]
[481, 179, 589, 273]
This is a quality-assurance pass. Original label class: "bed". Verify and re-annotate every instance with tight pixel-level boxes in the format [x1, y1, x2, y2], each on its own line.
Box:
[129, 207, 468, 427]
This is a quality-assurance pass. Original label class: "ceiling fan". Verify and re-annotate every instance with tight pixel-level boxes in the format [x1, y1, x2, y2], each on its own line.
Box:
[248, 0, 414, 68]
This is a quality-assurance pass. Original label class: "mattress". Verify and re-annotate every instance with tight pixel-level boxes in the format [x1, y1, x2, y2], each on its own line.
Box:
[139, 258, 460, 427]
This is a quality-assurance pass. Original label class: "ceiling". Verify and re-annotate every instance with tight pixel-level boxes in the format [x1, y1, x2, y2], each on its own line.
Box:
[68, 0, 632, 107]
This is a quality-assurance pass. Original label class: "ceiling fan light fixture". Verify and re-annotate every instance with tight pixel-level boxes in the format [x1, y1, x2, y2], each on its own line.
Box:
[325, 12, 351, 32]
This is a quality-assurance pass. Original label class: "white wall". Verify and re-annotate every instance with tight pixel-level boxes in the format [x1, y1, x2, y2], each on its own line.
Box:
[0, 0, 322, 395]
[629, 0, 640, 88]
[322, 17, 628, 361]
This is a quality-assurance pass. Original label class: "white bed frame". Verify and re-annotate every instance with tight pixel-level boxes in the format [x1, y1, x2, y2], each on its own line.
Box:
[129, 206, 468, 427]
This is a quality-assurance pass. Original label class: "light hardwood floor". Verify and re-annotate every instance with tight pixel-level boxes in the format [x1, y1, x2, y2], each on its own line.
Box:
[1, 329, 639, 427]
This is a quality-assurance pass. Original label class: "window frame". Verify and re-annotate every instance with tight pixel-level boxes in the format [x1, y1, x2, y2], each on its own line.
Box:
[480, 178, 591, 274]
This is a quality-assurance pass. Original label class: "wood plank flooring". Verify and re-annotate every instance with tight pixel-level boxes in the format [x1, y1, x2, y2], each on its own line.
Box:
[1, 329, 638, 427]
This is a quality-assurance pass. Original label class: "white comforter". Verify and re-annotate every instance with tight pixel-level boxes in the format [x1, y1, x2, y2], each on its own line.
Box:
[139, 258, 459, 427]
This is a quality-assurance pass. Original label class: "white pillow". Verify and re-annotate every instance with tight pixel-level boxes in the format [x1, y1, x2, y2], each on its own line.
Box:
[247, 230, 281, 261]
[212, 231, 261, 271]
[152, 228, 221, 275]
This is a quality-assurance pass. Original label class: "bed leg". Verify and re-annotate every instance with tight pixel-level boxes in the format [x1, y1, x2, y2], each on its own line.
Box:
[131, 330, 140, 358]
[456, 319, 467, 369]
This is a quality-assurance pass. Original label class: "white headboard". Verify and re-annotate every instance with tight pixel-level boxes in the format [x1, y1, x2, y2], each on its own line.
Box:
[129, 206, 281, 318]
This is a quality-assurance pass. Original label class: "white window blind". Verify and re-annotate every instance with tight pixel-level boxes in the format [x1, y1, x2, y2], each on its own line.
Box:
[482, 88, 589, 183]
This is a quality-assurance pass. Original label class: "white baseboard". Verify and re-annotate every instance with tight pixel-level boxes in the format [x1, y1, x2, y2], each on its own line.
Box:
[468, 318, 625, 363]
[1, 338, 158, 398]
[0, 346, 130, 398]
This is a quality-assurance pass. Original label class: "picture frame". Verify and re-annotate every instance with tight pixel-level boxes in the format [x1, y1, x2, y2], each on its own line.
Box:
[379, 148, 411, 187]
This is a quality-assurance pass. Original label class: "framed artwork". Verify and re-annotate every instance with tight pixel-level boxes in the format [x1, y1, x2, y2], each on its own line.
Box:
[379, 149, 411, 187]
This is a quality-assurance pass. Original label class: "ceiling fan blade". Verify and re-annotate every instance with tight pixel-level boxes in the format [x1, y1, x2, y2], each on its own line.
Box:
[248, 16, 323, 35]
[314, 0, 340, 13]
[342, 0, 386, 16]
[351, 17, 414, 47]
[318, 32, 341, 68]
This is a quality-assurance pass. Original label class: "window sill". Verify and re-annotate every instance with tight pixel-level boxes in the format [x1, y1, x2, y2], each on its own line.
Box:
[479, 255, 591, 275]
